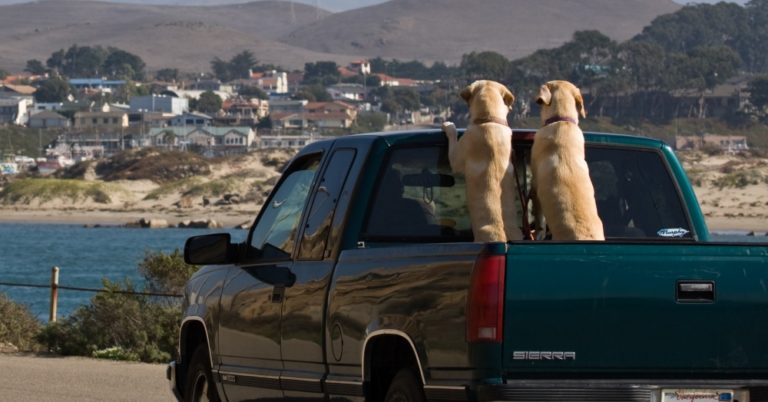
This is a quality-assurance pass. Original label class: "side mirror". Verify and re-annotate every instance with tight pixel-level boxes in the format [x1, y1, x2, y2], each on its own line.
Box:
[184, 233, 234, 265]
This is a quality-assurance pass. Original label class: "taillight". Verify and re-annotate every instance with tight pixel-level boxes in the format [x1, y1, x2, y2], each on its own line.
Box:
[467, 253, 506, 343]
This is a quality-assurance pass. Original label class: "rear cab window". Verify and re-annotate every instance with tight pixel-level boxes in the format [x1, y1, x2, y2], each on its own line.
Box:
[360, 135, 693, 244]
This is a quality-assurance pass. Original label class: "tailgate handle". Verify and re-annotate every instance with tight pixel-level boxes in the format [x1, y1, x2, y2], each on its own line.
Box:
[676, 281, 715, 303]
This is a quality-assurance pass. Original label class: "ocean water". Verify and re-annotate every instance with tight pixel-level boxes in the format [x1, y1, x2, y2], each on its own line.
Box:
[0, 223, 763, 322]
[0, 223, 245, 321]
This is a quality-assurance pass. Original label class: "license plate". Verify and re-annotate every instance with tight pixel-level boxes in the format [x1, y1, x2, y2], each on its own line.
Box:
[661, 389, 734, 402]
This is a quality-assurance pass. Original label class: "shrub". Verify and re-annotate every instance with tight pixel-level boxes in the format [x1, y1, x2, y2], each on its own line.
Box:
[0, 178, 115, 204]
[37, 250, 198, 363]
[0, 293, 42, 351]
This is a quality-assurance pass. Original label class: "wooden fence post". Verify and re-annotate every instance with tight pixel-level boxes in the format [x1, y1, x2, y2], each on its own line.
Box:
[49, 266, 59, 323]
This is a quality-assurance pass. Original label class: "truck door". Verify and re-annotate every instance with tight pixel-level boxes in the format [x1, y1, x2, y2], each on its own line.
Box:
[280, 148, 357, 399]
[217, 153, 322, 401]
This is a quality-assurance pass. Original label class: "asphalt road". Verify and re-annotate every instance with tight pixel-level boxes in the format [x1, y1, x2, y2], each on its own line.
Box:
[0, 353, 175, 402]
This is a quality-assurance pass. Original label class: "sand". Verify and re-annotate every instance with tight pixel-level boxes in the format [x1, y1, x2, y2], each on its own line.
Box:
[0, 149, 766, 234]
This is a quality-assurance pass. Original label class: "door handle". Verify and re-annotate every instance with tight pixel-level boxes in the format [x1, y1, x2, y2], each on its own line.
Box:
[676, 280, 715, 303]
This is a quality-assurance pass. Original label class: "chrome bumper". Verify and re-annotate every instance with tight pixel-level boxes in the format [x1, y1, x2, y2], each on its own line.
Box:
[166, 361, 183, 402]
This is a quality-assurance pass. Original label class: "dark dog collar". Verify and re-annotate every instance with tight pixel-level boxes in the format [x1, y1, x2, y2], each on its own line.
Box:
[543, 116, 578, 126]
[472, 116, 509, 127]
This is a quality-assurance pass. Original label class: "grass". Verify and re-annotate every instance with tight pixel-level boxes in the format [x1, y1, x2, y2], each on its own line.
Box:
[0, 178, 120, 204]
[182, 176, 243, 198]
[143, 177, 203, 201]
[711, 170, 764, 189]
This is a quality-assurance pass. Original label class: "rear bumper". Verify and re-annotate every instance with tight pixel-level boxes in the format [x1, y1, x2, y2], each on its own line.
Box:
[166, 361, 183, 402]
[473, 379, 768, 402]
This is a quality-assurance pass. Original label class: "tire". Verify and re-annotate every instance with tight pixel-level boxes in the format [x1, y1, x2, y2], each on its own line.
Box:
[184, 344, 221, 402]
[384, 368, 426, 402]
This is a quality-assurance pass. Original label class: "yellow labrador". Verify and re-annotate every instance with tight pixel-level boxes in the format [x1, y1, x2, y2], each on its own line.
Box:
[442, 80, 521, 242]
[531, 80, 604, 240]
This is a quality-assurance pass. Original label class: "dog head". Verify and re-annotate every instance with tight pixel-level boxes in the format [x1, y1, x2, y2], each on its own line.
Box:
[460, 80, 515, 123]
[535, 80, 586, 124]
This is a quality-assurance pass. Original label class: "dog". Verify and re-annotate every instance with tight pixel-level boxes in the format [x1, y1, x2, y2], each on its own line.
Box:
[442, 80, 521, 243]
[530, 80, 604, 241]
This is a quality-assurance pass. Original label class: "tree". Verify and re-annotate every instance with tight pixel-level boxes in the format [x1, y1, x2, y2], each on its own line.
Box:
[25, 59, 47, 75]
[460, 51, 510, 81]
[749, 76, 768, 111]
[229, 51, 257, 79]
[0, 69, 8, 80]
[155, 68, 179, 82]
[294, 85, 332, 102]
[303, 61, 340, 86]
[104, 49, 146, 80]
[238, 85, 269, 100]
[196, 91, 223, 114]
[351, 112, 387, 133]
[211, 57, 233, 82]
[35, 78, 71, 102]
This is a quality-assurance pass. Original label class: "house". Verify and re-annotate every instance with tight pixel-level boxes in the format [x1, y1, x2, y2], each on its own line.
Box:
[259, 133, 316, 149]
[169, 112, 213, 127]
[130, 95, 188, 115]
[68, 78, 126, 92]
[160, 89, 233, 102]
[74, 105, 129, 130]
[217, 97, 269, 126]
[148, 126, 255, 156]
[189, 79, 234, 94]
[375, 73, 420, 88]
[0, 84, 37, 97]
[0, 98, 30, 125]
[270, 112, 307, 130]
[269, 99, 308, 114]
[304, 101, 358, 129]
[28, 111, 70, 129]
[675, 135, 749, 153]
[327, 83, 366, 101]
[248, 70, 289, 95]
[338, 60, 371, 78]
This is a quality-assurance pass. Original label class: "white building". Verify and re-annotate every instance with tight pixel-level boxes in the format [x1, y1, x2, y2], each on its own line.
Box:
[130, 95, 189, 115]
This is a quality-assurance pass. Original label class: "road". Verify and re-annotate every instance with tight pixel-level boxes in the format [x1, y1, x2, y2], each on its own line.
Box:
[0, 353, 175, 402]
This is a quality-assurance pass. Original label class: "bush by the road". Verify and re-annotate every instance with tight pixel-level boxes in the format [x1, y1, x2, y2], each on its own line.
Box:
[0, 293, 42, 352]
[36, 250, 198, 363]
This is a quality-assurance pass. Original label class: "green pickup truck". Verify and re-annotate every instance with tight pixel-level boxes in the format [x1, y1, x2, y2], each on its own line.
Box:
[168, 129, 768, 402]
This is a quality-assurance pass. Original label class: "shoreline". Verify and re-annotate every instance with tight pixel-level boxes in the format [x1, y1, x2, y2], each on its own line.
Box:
[0, 208, 765, 235]
[0, 208, 255, 228]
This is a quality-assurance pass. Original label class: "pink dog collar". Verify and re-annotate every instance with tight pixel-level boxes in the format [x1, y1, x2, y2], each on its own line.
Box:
[472, 116, 509, 127]
[543, 116, 578, 126]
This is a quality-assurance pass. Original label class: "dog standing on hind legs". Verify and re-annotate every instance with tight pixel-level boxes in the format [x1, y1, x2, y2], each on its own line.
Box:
[442, 80, 521, 243]
[531, 80, 604, 241]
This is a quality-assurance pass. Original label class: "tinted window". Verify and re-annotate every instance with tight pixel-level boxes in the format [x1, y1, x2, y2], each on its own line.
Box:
[250, 155, 321, 257]
[363, 145, 472, 242]
[587, 147, 692, 239]
[298, 149, 356, 260]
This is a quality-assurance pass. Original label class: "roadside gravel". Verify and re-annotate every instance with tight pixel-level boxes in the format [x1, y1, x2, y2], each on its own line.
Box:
[0, 353, 175, 402]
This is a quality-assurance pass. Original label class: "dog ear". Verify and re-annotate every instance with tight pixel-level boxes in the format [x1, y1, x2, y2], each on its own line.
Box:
[536, 84, 551, 106]
[460, 83, 475, 103]
[574, 88, 587, 118]
[501, 86, 515, 108]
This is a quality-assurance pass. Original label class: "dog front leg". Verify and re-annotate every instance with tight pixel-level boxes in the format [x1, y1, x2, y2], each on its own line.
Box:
[442, 122, 464, 174]
[530, 186, 547, 240]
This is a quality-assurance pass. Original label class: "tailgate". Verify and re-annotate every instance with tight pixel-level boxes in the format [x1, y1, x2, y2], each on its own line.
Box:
[502, 242, 768, 375]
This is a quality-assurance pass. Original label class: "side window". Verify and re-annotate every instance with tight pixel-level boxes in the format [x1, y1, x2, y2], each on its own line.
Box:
[363, 145, 472, 242]
[249, 155, 321, 258]
[588, 147, 692, 239]
[298, 149, 356, 260]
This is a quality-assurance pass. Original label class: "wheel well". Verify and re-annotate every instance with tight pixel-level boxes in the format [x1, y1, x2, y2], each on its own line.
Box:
[178, 320, 208, 397]
[365, 335, 422, 402]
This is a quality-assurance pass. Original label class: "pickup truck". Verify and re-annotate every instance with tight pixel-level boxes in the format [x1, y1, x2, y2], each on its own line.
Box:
[168, 128, 768, 402]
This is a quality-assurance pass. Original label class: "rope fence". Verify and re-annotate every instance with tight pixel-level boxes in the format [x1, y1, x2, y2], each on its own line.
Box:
[0, 266, 182, 322]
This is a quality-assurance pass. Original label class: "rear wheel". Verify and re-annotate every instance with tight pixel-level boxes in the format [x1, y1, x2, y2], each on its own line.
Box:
[384, 368, 425, 402]
[184, 344, 220, 402]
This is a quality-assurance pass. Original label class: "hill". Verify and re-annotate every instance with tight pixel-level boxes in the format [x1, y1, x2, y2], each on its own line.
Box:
[281, 0, 681, 64]
[0, 0, 680, 73]
[0, 0, 352, 72]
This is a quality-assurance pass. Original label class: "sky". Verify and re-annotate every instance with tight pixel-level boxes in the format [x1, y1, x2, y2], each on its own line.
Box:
[0, 0, 752, 12]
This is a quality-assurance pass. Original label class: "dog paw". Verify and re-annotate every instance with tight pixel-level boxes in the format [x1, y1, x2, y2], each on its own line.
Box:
[442, 121, 457, 140]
